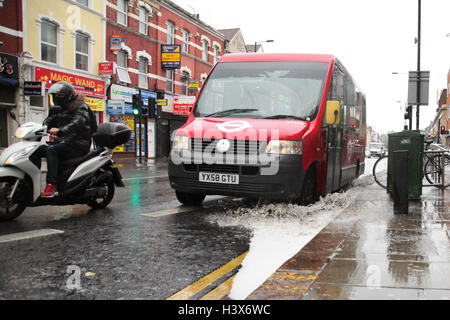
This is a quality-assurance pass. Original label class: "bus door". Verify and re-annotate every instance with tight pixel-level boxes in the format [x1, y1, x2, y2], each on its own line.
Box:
[325, 101, 343, 194]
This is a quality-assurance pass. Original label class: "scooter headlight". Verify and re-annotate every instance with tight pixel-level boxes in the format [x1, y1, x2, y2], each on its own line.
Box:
[5, 146, 35, 165]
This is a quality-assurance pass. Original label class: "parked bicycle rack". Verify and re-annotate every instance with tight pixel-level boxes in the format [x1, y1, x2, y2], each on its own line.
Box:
[423, 150, 447, 189]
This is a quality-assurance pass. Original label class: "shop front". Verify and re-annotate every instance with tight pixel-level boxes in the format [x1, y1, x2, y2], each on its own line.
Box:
[34, 65, 106, 128]
[0, 52, 19, 149]
[109, 84, 157, 158]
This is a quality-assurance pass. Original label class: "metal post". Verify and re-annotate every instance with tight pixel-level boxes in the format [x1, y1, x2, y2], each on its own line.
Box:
[138, 89, 142, 165]
[416, 0, 421, 130]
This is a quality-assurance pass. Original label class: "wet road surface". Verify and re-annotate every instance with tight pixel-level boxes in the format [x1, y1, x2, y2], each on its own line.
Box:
[0, 159, 251, 299]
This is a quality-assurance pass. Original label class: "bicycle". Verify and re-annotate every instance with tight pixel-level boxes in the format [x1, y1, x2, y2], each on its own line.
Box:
[372, 140, 450, 189]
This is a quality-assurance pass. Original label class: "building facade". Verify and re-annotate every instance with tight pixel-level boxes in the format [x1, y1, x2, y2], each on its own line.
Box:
[426, 69, 450, 146]
[105, 0, 226, 158]
[0, 0, 228, 159]
[21, 0, 107, 131]
[0, 0, 23, 149]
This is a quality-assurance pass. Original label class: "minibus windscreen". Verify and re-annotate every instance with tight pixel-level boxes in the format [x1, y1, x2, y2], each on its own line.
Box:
[194, 61, 329, 121]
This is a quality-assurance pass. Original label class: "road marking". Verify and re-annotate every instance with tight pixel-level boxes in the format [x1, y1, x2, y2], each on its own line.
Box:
[200, 274, 236, 300]
[0, 229, 64, 244]
[141, 206, 199, 218]
[122, 175, 168, 181]
[167, 251, 248, 300]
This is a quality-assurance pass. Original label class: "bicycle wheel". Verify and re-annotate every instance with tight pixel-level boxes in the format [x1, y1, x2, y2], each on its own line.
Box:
[424, 154, 450, 187]
[372, 155, 388, 189]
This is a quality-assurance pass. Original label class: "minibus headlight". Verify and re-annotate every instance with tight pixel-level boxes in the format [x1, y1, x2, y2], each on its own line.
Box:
[172, 135, 189, 150]
[266, 140, 302, 155]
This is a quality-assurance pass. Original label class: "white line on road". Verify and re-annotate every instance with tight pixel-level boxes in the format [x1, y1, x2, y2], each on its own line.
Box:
[141, 206, 199, 218]
[0, 229, 64, 244]
[122, 175, 168, 181]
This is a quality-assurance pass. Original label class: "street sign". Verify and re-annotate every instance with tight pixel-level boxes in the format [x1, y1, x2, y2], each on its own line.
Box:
[110, 35, 122, 52]
[408, 71, 430, 106]
[24, 81, 45, 96]
[99, 62, 115, 75]
[161, 44, 181, 69]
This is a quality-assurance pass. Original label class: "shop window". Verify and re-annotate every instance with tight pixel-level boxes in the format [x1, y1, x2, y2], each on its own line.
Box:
[75, 32, 89, 71]
[139, 6, 149, 35]
[138, 57, 148, 89]
[41, 20, 57, 63]
[117, 0, 128, 26]
[116, 50, 131, 84]
[166, 69, 174, 93]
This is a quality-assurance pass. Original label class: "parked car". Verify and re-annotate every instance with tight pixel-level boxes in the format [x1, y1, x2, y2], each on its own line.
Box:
[428, 143, 450, 155]
[368, 142, 386, 158]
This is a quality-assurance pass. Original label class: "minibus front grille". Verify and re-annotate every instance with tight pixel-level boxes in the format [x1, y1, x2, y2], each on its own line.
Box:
[190, 139, 262, 155]
[183, 164, 260, 176]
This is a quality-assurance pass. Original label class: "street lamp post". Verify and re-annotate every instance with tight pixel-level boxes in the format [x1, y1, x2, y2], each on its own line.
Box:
[416, 0, 421, 131]
[254, 40, 274, 52]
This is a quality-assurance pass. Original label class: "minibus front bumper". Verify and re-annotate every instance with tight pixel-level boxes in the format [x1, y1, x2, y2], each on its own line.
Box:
[168, 153, 306, 200]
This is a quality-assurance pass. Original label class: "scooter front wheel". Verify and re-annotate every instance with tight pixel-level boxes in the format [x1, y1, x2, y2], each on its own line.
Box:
[87, 178, 115, 210]
[0, 177, 27, 221]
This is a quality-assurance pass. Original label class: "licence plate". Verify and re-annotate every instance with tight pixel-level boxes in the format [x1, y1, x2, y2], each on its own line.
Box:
[199, 172, 239, 184]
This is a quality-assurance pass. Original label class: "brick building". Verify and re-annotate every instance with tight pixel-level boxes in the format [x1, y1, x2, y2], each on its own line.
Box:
[105, 0, 226, 158]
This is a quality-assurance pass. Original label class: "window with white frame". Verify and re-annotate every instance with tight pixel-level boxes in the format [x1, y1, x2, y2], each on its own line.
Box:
[138, 57, 148, 89]
[182, 29, 189, 53]
[76, 0, 89, 7]
[202, 40, 209, 62]
[41, 20, 57, 63]
[166, 69, 174, 92]
[139, 6, 149, 35]
[213, 45, 220, 64]
[181, 70, 190, 95]
[166, 21, 175, 44]
[75, 32, 89, 71]
[116, 50, 131, 84]
[117, 0, 128, 26]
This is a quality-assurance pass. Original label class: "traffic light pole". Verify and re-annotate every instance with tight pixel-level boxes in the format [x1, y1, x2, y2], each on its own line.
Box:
[416, 0, 421, 130]
[138, 89, 142, 165]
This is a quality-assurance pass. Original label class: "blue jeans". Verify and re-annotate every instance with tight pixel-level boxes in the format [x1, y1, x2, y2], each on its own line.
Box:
[33, 142, 87, 186]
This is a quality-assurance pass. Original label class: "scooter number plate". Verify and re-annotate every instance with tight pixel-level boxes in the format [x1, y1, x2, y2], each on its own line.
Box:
[199, 172, 239, 185]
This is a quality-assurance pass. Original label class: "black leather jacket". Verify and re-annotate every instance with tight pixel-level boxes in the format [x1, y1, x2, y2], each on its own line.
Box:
[44, 94, 92, 153]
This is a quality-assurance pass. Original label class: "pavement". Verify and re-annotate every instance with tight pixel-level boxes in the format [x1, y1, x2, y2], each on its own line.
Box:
[248, 180, 450, 300]
[114, 157, 450, 300]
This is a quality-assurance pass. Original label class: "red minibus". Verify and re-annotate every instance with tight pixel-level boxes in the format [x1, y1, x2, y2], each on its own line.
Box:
[169, 53, 366, 206]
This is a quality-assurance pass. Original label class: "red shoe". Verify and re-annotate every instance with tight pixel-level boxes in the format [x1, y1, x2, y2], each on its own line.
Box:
[41, 184, 58, 198]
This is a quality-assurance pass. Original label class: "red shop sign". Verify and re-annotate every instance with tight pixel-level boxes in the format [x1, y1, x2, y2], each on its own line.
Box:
[35, 66, 105, 98]
[99, 62, 114, 75]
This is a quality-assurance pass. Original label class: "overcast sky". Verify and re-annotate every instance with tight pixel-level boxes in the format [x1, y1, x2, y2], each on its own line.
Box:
[172, 0, 450, 134]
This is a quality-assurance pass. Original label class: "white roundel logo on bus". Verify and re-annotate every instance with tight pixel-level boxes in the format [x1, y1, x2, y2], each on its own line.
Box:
[217, 120, 252, 133]
[216, 139, 231, 153]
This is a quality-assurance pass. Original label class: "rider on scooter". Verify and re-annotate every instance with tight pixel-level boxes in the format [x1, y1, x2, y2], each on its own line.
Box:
[36, 81, 94, 198]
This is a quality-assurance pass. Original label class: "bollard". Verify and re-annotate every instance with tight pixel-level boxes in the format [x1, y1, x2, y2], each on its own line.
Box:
[393, 150, 409, 214]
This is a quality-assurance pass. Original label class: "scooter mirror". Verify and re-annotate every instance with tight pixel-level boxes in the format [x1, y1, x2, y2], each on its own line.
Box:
[9, 111, 17, 121]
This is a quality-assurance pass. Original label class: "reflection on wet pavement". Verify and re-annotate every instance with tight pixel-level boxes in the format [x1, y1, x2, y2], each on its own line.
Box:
[249, 179, 450, 300]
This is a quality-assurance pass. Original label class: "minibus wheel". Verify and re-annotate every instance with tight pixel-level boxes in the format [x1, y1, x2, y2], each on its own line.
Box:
[297, 169, 318, 205]
[176, 191, 206, 206]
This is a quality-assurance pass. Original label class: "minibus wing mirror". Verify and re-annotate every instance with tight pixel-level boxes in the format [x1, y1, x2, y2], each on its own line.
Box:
[325, 101, 340, 125]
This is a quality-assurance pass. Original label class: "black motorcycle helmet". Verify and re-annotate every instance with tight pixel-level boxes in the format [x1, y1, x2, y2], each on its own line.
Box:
[48, 81, 76, 108]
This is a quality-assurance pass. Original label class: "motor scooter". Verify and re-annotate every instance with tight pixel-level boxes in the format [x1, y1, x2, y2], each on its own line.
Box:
[0, 113, 131, 221]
